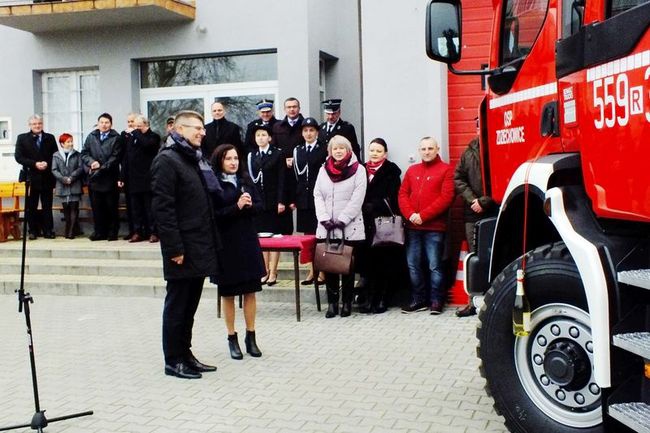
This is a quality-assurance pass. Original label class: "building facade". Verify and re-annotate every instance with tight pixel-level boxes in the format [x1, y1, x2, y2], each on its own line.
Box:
[0, 0, 454, 181]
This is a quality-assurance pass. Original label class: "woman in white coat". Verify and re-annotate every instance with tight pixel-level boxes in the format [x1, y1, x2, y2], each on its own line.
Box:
[314, 135, 367, 318]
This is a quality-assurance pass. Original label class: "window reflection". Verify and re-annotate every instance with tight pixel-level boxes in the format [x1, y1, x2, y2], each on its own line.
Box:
[148, 98, 204, 137]
[141, 52, 277, 88]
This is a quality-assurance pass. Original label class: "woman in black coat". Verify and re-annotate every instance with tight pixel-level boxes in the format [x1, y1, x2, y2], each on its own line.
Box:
[211, 144, 266, 360]
[246, 124, 291, 285]
[359, 138, 409, 313]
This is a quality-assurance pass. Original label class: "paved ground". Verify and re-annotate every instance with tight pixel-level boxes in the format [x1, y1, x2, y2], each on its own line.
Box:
[0, 295, 506, 433]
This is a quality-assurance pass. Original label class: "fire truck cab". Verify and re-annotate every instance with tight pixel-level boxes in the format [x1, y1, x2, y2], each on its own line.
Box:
[426, 0, 650, 432]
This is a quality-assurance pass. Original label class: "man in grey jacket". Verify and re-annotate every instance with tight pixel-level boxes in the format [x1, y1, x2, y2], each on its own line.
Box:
[81, 113, 123, 241]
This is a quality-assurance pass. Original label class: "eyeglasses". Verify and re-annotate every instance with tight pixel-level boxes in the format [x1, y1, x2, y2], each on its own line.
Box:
[179, 124, 206, 132]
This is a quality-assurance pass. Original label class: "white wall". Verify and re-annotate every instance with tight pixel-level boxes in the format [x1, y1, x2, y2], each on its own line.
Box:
[360, 0, 448, 170]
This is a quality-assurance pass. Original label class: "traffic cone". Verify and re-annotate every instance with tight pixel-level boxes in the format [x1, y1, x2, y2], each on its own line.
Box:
[448, 240, 470, 305]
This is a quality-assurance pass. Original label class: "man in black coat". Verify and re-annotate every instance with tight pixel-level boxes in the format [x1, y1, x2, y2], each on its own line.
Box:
[81, 112, 124, 241]
[123, 115, 160, 243]
[151, 110, 221, 380]
[202, 101, 243, 159]
[272, 97, 304, 161]
[119, 113, 138, 240]
[318, 99, 361, 160]
[272, 97, 305, 212]
[14, 115, 59, 239]
[243, 99, 279, 154]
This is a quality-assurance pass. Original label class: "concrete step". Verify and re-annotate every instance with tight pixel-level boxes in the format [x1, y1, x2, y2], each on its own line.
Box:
[0, 237, 320, 303]
[0, 238, 162, 260]
[0, 274, 324, 305]
[0, 257, 309, 280]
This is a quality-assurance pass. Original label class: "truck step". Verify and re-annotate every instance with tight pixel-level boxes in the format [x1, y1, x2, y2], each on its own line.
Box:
[612, 332, 650, 359]
[608, 402, 650, 433]
[618, 269, 650, 290]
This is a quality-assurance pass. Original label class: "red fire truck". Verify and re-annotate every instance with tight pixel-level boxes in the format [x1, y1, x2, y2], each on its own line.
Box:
[426, 0, 650, 432]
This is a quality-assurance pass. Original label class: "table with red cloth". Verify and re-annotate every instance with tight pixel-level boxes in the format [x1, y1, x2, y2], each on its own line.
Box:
[258, 234, 319, 321]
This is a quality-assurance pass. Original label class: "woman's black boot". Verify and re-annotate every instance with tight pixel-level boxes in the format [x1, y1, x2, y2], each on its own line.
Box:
[228, 333, 243, 360]
[325, 302, 339, 318]
[325, 279, 340, 318]
[245, 330, 262, 357]
[340, 278, 353, 317]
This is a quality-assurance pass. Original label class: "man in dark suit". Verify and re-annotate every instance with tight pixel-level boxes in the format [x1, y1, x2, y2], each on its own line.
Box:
[272, 97, 305, 226]
[81, 113, 124, 241]
[318, 99, 361, 160]
[124, 115, 161, 243]
[14, 115, 59, 239]
[244, 99, 279, 153]
[201, 101, 243, 159]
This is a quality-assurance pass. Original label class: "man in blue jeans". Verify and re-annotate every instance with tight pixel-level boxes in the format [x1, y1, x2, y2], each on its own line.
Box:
[398, 137, 455, 314]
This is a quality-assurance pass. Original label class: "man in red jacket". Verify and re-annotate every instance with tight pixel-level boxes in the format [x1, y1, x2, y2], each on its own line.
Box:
[398, 137, 455, 314]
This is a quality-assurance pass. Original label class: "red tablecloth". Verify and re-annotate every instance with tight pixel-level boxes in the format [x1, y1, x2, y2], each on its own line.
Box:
[258, 234, 316, 264]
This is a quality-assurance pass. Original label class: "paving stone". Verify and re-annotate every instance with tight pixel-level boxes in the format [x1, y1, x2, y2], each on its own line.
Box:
[0, 295, 506, 433]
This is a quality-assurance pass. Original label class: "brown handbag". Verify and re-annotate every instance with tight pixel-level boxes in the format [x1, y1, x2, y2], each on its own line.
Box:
[314, 229, 354, 275]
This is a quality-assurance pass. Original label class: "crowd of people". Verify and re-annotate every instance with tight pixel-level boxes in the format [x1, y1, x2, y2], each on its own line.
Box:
[14, 97, 496, 379]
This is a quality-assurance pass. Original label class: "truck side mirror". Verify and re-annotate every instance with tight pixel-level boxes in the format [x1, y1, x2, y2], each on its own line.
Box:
[425, 0, 462, 64]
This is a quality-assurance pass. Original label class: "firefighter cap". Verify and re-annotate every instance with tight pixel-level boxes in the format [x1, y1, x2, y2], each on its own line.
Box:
[322, 99, 342, 113]
[301, 117, 319, 129]
[256, 99, 274, 112]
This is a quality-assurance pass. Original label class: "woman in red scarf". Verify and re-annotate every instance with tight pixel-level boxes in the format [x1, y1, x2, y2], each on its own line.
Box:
[313, 135, 367, 318]
[359, 138, 409, 313]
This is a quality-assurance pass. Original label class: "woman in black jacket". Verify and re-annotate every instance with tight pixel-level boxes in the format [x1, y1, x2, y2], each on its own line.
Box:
[211, 144, 266, 360]
[246, 124, 291, 285]
[359, 138, 409, 313]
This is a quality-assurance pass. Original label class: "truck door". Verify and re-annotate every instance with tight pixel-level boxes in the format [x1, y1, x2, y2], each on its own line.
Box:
[486, 0, 564, 202]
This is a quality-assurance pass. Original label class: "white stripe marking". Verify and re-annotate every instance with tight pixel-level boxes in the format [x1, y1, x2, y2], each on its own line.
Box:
[489, 82, 557, 109]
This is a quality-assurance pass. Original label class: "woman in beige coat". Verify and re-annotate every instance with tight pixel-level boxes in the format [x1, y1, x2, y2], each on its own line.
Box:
[313, 135, 367, 318]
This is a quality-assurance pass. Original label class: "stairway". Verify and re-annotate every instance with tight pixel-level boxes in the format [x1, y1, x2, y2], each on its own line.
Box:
[608, 268, 650, 433]
[0, 238, 321, 305]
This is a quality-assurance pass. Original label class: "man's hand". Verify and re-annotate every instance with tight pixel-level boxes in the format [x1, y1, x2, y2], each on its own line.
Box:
[117, 181, 124, 188]
[277, 203, 286, 214]
[470, 199, 484, 214]
[289, 203, 296, 210]
[171, 255, 184, 265]
[409, 213, 423, 226]
[35, 161, 47, 171]
[90, 161, 100, 170]
[285, 157, 294, 168]
[63, 177, 72, 185]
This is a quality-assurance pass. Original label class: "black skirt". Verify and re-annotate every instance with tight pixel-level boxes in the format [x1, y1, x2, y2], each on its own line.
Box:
[218, 279, 263, 297]
[296, 208, 317, 234]
[254, 210, 278, 233]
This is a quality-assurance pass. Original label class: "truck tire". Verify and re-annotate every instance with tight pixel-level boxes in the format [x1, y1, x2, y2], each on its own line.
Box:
[477, 242, 603, 433]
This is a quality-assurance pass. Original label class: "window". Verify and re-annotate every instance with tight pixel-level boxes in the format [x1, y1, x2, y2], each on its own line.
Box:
[500, 0, 549, 65]
[41, 69, 99, 148]
[140, 52, 278, 134]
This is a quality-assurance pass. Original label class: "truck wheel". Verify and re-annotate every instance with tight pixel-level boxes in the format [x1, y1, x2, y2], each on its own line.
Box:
[477, 243, 603, 433]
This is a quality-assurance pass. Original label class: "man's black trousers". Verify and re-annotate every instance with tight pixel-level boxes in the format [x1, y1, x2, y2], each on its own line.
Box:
[162, 277, 204, 365]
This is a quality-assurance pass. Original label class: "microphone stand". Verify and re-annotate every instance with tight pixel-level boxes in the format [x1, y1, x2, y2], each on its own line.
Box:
[0, 175, 93, 432]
